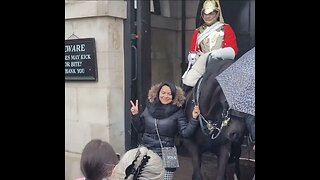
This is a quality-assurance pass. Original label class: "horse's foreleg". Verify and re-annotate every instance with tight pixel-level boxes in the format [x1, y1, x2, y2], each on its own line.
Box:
[191, 152, 202, 180]
[216, 143, 232, 180]
[184, 140, 202, 180]
[228, 141, 242, 180]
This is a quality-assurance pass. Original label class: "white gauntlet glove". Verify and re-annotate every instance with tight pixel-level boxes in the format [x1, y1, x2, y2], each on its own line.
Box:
[187, 52, 201, 65]
[209, 47, 236, 60]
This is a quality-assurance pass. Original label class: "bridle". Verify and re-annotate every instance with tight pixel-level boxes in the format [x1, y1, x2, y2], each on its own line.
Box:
[193, 77, 231, 140]
[197, 111, 230, 140]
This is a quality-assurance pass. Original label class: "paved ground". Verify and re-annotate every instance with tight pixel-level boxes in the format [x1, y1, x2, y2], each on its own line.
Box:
[173, 138, 255, 180]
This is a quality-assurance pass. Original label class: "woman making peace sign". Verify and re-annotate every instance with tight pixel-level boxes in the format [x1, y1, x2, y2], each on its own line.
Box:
[130, 81, 200, 180]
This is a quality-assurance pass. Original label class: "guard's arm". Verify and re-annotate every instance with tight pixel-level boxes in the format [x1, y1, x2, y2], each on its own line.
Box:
[209, 47, 236, 60]
[209, 24, 238, 60]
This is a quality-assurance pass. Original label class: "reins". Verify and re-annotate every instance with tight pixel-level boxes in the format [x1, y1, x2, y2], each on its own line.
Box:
[193, 77, 230, 140]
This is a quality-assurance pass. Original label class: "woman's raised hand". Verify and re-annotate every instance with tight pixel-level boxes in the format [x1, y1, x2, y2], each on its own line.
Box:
[192, 104, 200, 119]
[130, 100, 139, 115]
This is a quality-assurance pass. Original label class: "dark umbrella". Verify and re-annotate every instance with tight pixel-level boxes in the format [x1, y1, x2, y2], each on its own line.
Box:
[216, 47, 255, 116]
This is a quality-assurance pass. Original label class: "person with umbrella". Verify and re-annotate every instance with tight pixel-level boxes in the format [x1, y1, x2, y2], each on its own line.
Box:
[181, 0, 238, 93]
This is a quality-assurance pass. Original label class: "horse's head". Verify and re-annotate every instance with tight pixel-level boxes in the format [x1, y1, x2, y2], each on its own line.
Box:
[184, 59, 246, 143]
[202, 98, 245, 142]
[220, 111, 246, 142]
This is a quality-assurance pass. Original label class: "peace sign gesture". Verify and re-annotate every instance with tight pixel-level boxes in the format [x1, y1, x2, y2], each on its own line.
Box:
[130, 100, 139, 115]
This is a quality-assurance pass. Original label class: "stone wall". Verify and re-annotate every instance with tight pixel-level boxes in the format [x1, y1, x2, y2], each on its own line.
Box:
[65, 1, 126, 179]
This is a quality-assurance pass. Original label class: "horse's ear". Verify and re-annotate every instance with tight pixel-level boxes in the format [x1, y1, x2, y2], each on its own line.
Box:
[223, 100, 229, 110]
[221, 101, 229, 117]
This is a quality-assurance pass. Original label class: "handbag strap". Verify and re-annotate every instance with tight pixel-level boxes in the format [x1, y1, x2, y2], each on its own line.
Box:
[154, 119, 164, 148]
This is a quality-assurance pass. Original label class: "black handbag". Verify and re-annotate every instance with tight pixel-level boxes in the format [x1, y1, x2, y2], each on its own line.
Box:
[155, 119, 179, 168]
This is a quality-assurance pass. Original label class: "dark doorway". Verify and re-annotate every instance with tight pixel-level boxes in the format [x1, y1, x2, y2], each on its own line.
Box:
[124, 0, 151, 150]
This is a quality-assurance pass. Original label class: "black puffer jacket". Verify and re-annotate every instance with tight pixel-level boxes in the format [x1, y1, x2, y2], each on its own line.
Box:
[132, 82, 198, 155]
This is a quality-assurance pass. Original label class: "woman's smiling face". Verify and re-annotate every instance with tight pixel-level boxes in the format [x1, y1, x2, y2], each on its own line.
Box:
[159, 85, 173, 104]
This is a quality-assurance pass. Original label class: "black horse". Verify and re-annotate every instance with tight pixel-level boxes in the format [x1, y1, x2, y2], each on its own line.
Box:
[179, 59, 247, 180]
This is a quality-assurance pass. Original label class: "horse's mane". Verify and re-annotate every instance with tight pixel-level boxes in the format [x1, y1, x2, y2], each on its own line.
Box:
[201, 59, 248, 119]
[197, 59, 234, 119]
[202, 59, 234, 81]
[185, 59, 234, 120]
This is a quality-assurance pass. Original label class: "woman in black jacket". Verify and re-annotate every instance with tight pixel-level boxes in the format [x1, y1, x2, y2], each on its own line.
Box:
[130, 81, 200, 180]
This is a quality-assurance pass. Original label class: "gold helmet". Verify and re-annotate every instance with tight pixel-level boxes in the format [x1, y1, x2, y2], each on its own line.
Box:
[201, 0, 224, 22]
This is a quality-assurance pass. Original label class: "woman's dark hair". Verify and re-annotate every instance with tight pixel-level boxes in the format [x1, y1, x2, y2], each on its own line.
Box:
[158, 81, 177, 101]
[80, 139, 118, 180]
